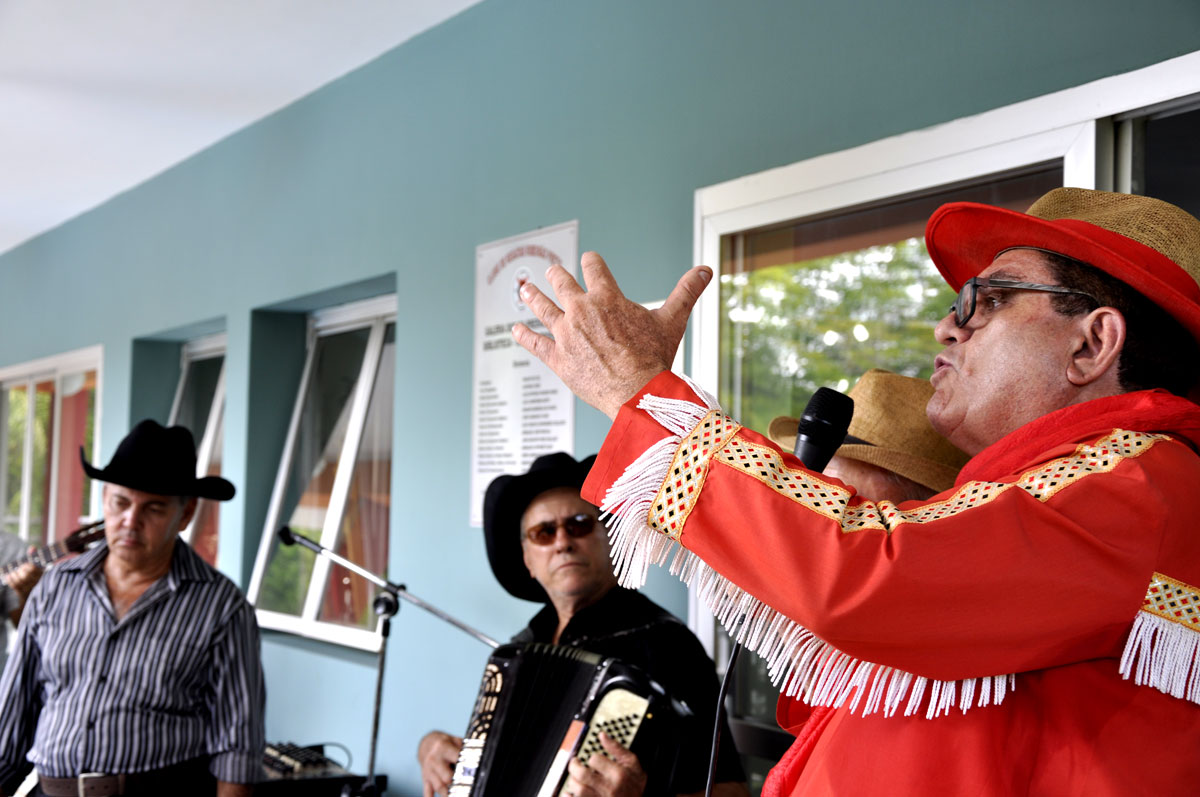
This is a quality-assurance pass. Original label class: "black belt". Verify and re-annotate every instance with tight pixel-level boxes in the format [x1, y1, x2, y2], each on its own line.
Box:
[38, 758, 215, 796]
[39, 773, 129, 797]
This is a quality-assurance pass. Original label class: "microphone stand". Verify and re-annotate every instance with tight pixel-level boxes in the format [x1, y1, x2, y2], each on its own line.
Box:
[704, 388, 854, 796]
[276, 527, 499, 796]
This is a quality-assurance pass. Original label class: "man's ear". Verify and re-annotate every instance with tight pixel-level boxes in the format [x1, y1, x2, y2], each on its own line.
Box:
[1067, 306, 1126, 387]
[175, 496, 199, 533]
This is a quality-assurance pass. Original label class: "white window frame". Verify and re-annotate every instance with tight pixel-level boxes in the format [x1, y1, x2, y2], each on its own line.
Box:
[0, 345, 104, 543]
[686, 50, 1200, 648]
[168, 333, 227, 547]
[247, 294, 397, 651]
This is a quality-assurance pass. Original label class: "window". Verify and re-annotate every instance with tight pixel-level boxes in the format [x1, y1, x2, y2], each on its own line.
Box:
[0, 347, 101, 547]
[247, 296, 395, 651]
[690, 54, 1200, 792]
[168, 333, 226, 566]
[720, 168, 1059, 433]
[1115, 94, 1200, 217]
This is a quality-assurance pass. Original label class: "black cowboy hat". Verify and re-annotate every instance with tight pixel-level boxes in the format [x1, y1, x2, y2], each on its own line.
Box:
[81, 419, 236, 501]
[483, 452, 597, 602]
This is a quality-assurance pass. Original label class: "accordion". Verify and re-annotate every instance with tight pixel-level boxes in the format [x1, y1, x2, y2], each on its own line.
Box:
[449, 642, 690, 797]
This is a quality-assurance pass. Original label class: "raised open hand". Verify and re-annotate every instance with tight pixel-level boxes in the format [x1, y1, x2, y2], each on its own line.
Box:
[512, 251, 712, 418]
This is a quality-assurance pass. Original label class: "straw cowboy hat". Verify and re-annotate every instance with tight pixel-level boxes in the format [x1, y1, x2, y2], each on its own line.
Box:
[483, 452, 597, 602]
[769, 370, 968, 493]
[81, 419, 236, 500]
[925, 187, 1200, 345]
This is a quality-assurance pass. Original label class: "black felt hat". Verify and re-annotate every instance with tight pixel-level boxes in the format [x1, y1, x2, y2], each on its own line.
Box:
[81, 419, 236, 501]
[483, 452, 597, 602]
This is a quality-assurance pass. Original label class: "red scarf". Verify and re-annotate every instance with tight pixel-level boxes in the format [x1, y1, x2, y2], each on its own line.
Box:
[957, 389, 1200, 485]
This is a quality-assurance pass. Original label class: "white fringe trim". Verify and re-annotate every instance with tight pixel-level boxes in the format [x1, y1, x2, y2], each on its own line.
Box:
[1120, 611, 1200, 703]
[599, 386, 1017, 718]
[602, 376, 719, 588]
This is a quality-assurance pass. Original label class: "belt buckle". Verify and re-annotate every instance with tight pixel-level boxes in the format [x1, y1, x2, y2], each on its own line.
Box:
[76, 772, 107, 796]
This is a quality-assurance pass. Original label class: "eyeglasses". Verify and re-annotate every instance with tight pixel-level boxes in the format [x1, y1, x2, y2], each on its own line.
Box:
[950, 277, 1097, 327]
[523, 513, 598, 546]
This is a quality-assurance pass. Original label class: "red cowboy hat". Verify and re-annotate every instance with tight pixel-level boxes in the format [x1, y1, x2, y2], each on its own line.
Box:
[925, 187, 1200, 345]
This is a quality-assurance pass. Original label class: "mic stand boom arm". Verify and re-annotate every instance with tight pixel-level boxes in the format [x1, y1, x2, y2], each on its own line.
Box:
[276, 526, 500, 797]
[277, 525, 500, 648]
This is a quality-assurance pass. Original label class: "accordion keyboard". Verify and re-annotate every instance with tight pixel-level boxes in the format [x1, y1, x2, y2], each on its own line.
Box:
[549, 688, 650, 797]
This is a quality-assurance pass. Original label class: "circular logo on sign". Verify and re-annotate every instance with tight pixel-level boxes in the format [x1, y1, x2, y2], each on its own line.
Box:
[512, 266, 532, 312]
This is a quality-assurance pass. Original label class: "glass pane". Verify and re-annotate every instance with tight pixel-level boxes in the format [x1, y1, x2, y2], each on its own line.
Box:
[2, 385, 27, 539]
[29, 380, 55, 546]
[720, 237, 952, 433]
[257, 327, 371, 616]
[318, 324, 394, 629]
[1142, 105, 1200, 219]
[189, 408, 223, 567]
[60, 370, 99, 535]
[174, 355, 224, 438]
[742, 755, 777, 796]
[719, 168, 1061, 434]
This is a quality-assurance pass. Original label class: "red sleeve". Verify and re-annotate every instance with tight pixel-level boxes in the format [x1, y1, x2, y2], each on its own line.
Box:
[585, 372, 1198, 703]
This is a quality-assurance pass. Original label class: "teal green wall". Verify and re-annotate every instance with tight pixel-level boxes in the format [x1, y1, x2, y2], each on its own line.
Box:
[1, 0, 1197, 792]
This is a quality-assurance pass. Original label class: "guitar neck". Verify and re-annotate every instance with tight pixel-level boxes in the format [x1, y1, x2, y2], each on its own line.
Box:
[1, 541, 61, 578]
[0, 522, 105, 580]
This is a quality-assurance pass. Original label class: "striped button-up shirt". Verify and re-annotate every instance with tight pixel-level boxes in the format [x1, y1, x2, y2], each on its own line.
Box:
[0, 538, 265, 789]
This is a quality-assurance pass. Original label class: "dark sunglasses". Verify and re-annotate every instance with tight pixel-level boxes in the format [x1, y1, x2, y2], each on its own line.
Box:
[523, 513, 598, 546]
[951, 277, 1097, 327]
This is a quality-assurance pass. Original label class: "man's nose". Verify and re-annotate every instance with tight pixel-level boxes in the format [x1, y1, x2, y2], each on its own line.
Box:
[120, 505, 144, 529]
[934, 310, 967, 346]
[552, 525, 576, 551]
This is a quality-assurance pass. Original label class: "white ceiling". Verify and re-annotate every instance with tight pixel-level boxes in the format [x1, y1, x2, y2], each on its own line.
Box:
[0, 0, 483, 256]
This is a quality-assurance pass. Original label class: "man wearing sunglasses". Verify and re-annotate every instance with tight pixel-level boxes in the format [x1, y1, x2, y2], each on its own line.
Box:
[417, 453, 747, 797]
[511, 187, 1200, 795]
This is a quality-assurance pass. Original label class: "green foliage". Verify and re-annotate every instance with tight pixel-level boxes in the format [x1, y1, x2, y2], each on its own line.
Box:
[718, 238, 955, 435]
[3, 388, 25, 525]
[258, 529, 319, 615]
[3, 386, 53, 542]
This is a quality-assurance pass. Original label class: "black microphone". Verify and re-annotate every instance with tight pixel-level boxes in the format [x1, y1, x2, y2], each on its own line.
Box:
[793, 387, 854, 472]
[277, 526, 326, 557]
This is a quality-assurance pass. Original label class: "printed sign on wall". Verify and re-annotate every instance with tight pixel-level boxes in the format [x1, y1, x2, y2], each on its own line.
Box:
[469, 221, 578, 526]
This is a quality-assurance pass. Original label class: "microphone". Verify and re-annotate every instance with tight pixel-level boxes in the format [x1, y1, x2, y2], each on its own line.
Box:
[792, 387, 854, 472]
[277, 526, 329, 558]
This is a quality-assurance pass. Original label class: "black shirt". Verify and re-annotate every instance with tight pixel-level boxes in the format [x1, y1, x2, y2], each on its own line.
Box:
[512, 587, 745, 793]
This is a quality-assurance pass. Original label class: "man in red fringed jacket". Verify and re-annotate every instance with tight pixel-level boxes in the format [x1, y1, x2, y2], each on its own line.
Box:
[510, 187, 1200, 794]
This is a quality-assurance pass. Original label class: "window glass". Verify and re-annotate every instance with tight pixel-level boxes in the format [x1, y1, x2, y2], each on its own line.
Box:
[28, 380, 54, 545]
[174, 356, 223, 441]
[172, 353, 224, 566]
[0, 362, 99, 547]
[318, 324, 394, 629]
[54, 370, 97, 540]
[189, 410, 223, 566]
[1142, 104, 1200, 218]
[2, 385, 27, 539]
[257, 327, 371, 617]
[719, 168, 1061, 434]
